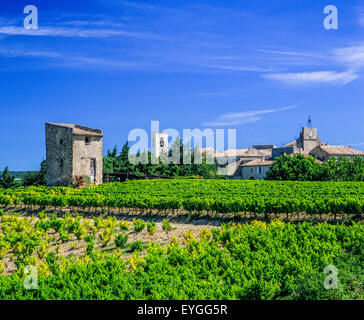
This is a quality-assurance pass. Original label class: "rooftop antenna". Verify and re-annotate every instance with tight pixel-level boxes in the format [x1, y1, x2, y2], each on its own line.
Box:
[307, 115, 312, 127]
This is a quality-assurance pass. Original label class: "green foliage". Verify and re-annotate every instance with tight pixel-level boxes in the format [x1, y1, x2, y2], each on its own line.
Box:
[22, 160, 46, 186]
[84, 234, 95, 256]
[162, 219, 174, 234]
[83, 175, 92, 186]
[133, 219, 146, 233]
[147, 221, 157, 235]
[130, 240, 144, 252]
[266, 154, 364, 181]
[0, 180, 363, 219]
[103, 139, 218, 179]
[119, 219, 131, 231]
[0, 221, 362, 300]
[0, 166, 16, 188]
[115, 233, 128, 248]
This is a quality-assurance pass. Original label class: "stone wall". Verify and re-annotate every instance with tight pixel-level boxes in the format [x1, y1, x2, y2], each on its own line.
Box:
[272, 146, 299, 159]
[241, 165, 271, 180]
[72, 135, 103, 185]
[46, 123, 103, 186]
[45, 124, 73, 186]
[309, 146, 327, 161]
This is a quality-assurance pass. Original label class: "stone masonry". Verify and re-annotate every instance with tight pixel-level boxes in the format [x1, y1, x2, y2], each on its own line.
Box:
[46, 123, 103, 186]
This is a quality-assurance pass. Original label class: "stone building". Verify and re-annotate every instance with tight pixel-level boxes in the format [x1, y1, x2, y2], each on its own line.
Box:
[46, 123, 103, 186]
[272, 126, 320, 158]
[310, 145, 364, 161]
[151, 131, 168, 158]
[225, 123, 364, 180]
[240, 159, 273, 180]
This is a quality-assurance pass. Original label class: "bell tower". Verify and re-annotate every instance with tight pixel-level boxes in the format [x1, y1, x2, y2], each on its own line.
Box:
[151, 131, 168, 158]
[298, 116, 320, 152]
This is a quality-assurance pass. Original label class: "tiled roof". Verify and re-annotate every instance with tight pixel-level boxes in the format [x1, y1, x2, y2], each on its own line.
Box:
[47, 123, 103, 137]
[281, 140, 298, 148]
[242, 159, 273, 167]
[318, 145, 364, 156]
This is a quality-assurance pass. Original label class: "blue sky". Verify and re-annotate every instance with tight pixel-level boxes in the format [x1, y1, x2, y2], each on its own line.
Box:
[0, 0, 363, 170]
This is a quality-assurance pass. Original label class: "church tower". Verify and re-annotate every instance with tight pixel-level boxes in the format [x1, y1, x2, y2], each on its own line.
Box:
[151, 131, 168, 158]
[298, 116, 320, 153]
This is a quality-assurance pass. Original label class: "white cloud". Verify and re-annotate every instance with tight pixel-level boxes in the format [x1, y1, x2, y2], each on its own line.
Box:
[261, 44, 364, 86]
[257, 49, 326, 59]
[333, 45, 364, 68]
[0, 48, 62, 58]
[0, 47, 151, 71]
[204, 65, 274, 72]
[346, 142, 364, 147]
[262, 70, 358, 85]
[220, 106, 295, 119]
[0, 26, 170, 40]
[203, 105, 295, 127]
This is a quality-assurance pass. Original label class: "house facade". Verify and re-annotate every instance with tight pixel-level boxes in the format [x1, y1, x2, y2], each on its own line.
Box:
[46, 123, 103, 186]
[310, 145, 364, 161]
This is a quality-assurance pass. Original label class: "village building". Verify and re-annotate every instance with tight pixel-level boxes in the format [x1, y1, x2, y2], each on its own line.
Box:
[271, 127, 320, 158]
[221, 124, 364, 180]
[240, 159, 274, 180]
[46, 123, 103, 186]
[310, 145, 364, 161]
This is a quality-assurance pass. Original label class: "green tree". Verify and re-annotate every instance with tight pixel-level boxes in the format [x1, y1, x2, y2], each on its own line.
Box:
[265, 154, 321, 181]
[0, 166, 16, 188]
[22, 160, 47, 186]
[319, 156, 364, 181]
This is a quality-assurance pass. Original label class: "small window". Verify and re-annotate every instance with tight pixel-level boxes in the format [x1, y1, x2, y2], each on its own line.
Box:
[60, 159, 64, 168]
[59, 139, 63, 145]
[160, 137, 164, 148]
[85, 136, 90, 144]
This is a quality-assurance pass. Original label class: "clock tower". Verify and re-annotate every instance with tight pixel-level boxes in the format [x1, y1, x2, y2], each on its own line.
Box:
[299, 126, 320, 153]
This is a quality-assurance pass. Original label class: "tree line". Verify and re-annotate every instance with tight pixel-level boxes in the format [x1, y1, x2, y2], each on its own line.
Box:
[1, 147, 363, 188]
[103, 139, 219, 180]
[0, 161, 46, 188]
[265, 154, 364, 181]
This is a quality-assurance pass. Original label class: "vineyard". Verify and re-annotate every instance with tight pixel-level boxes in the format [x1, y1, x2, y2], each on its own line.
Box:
[0, 180, 363, 219]
[0, 217, 362, 299]
[0, 179, 363, 300]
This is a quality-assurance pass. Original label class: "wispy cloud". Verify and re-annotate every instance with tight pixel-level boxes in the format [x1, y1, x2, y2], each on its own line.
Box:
[262, 70, 358, 85]
[113, 0, 157, 10]
[333, 45, 364, 68]
[0, 48, 62, 58]
[0, 47, 153, 71]
[203, 105, 295, 127]
[257, 49, 327, 59]
[261, 44, 364, 86]
[0, 25, 171, 40]
[348, 142, 364, 146]
[203, 65, 274, 72]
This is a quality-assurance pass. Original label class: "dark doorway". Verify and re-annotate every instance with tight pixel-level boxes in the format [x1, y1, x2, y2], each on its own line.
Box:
[90, 159, 96, 184]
